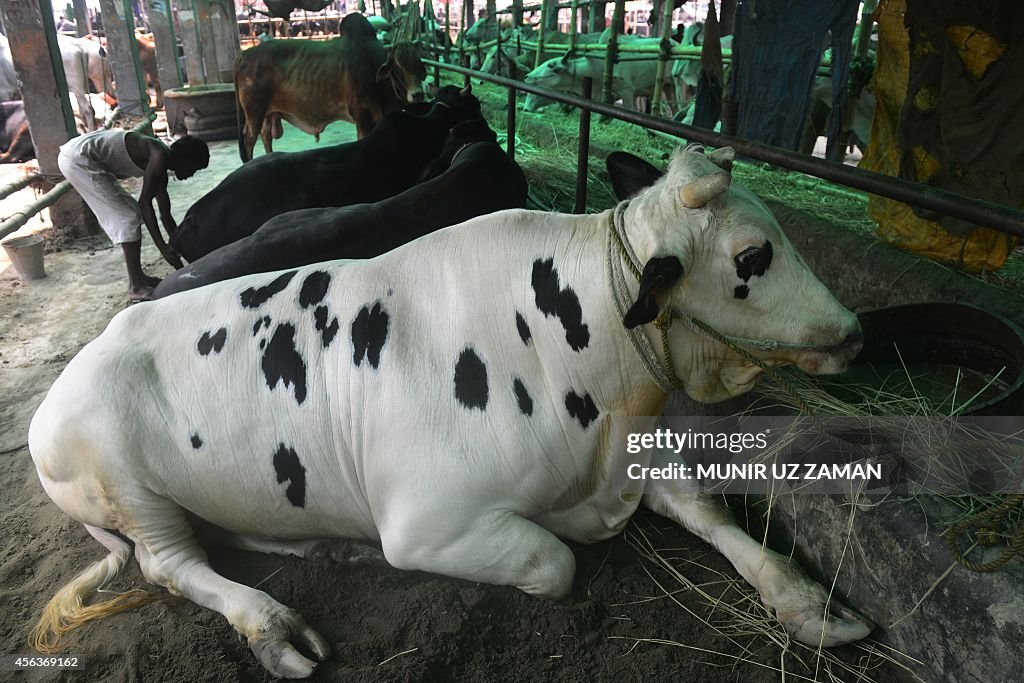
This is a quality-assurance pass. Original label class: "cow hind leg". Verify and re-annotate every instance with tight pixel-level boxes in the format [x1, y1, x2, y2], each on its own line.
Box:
[239, 104, 266, 162]
[383, 510, 576, 599]
[197, 528, 387, 567]
[129, 502, 329, 678]
[642, 486, 873, 647]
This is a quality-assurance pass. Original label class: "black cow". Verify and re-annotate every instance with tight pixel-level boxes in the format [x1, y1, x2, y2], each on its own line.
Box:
[153, 120, 527, 299]
[170, 85, 484, 262]
[0, 101, 33, 163]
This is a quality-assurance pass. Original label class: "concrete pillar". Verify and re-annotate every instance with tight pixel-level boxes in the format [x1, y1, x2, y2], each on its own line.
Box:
[179, 0, 238, 85]
[0, 0, 95, 233]
[72, 0, 91, 36]
[194, 0, 219, 80]
[143, 0, 183, 91]
[178, 0, 207, 85]
[98, 0, 150, 115]
[207, 0, 239, 81]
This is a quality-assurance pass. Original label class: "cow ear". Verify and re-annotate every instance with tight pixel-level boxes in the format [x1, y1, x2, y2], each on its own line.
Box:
[375, 59, 393, 83]
[623, 256, 684, 329]
[607, 151, 662, 201]
[708, 146, 735, 171]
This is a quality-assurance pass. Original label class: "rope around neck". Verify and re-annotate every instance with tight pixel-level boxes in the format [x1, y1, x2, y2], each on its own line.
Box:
[607, 201, 814, 414]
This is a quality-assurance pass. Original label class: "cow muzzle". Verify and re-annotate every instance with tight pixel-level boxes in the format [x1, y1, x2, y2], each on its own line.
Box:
[790, 328, 864, 375]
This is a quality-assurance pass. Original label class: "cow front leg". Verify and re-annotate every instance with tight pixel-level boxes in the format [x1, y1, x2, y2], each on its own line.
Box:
[382, 510, 576, 599]
[130, 506, 329, 678]
[642, 486, 873, 647]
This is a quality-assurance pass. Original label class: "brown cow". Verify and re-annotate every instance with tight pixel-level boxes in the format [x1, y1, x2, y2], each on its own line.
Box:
[135, 33, 162, 108]
[234, 13, 425, 162]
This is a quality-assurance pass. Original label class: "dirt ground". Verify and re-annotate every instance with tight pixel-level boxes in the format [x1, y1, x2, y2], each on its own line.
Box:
[0, 121, 912, 682]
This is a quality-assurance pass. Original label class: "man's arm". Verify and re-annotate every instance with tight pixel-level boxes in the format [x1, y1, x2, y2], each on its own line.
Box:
[138, 146, 183, 269]
[156, 187, 177, 236]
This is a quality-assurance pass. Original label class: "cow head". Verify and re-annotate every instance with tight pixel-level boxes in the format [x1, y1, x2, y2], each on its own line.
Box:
[420, 119, 498, 181]
[608, 148, 862, 402]
[377, 43, 427, 103]
[523, 55, 575, 113]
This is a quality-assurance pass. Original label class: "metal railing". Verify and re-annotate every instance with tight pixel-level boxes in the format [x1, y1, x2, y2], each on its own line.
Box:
[425, 58, 1024, 239]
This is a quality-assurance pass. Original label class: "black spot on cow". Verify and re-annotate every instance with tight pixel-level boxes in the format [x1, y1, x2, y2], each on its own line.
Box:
[314, 305, 340, 348]
[565, 391, 599, 429]
[387, 288, 394, 296]
[454, 347, 488, 410]
[531, 258, 590, 351]
[734, 285, 749, 300]
[240, 270, 297, 309]
[351, 302, 390, 369]
[260, 339, 266, 350]
[512, 377, 533, 416]
[735, 241, 773, 282]
[261, 323, 307, 404]
[299, 271, 331, 309]
[273, 443, 306, 508]
[516, 311, 532, 346]
[252, 315, 272, 336]
[197, 328, 227, 356]
[190, 433, 203, 449]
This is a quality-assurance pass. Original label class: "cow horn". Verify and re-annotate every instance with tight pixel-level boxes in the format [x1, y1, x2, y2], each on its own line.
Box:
[708, 147, 735, 172]
[460, 84, 472, 97]
[680, 172, 731, 208]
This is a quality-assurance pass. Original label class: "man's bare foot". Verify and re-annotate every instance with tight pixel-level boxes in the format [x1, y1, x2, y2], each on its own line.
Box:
[129, 276, 160, 303]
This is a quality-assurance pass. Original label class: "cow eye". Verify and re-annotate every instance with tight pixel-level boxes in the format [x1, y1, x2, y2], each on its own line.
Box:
[734, 246, 762, 267]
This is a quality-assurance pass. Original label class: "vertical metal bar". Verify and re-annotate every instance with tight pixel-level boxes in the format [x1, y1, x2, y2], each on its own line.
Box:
[568, 0, 578, 52]
[444, 0, 451, 63]
[603, 0, 624, 108]
[534, 0, 548, 68]
[651, 0, 673, 114]
[574, 76, 593, 214]
[506, 84, 517, 159]
[462, 53, 471, 87]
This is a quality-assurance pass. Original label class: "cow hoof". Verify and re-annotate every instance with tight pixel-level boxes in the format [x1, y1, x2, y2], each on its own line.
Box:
[773, 583, 873, 647]
[248, 611, 330, 679]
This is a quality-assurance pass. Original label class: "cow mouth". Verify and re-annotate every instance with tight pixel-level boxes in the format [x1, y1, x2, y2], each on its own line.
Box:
[771, 336, 864, 376]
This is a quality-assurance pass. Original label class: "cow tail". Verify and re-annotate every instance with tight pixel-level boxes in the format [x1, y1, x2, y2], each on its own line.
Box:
[29, 526, 167, 653]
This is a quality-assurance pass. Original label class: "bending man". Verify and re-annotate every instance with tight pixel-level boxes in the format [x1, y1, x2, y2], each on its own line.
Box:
[58, 129, 209, 302]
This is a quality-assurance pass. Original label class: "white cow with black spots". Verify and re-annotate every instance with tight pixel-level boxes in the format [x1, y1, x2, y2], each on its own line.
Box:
[29, 144, 871, 678]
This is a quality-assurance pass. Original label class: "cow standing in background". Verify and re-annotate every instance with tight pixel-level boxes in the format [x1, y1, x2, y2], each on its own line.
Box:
[234, 13, 426, 162]
[524, 41, 680, 114]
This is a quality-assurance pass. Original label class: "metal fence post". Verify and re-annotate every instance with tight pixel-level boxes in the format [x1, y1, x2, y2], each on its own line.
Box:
[507, 85, 517, 160]
[574, 76, 593, 214]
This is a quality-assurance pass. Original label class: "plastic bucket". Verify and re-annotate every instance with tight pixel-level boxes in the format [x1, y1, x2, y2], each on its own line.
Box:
[1, 234, 46, 281]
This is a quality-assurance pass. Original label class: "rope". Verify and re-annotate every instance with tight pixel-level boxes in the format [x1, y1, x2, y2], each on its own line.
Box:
[947, 494, 1024, 572]
[608, 202, 815, 414]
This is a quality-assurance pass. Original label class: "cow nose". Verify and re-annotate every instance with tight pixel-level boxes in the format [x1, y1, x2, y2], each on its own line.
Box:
[841, 328, 864, 354]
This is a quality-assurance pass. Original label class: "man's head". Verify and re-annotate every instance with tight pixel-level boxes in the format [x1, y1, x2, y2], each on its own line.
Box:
[168, 136, 210, 180]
